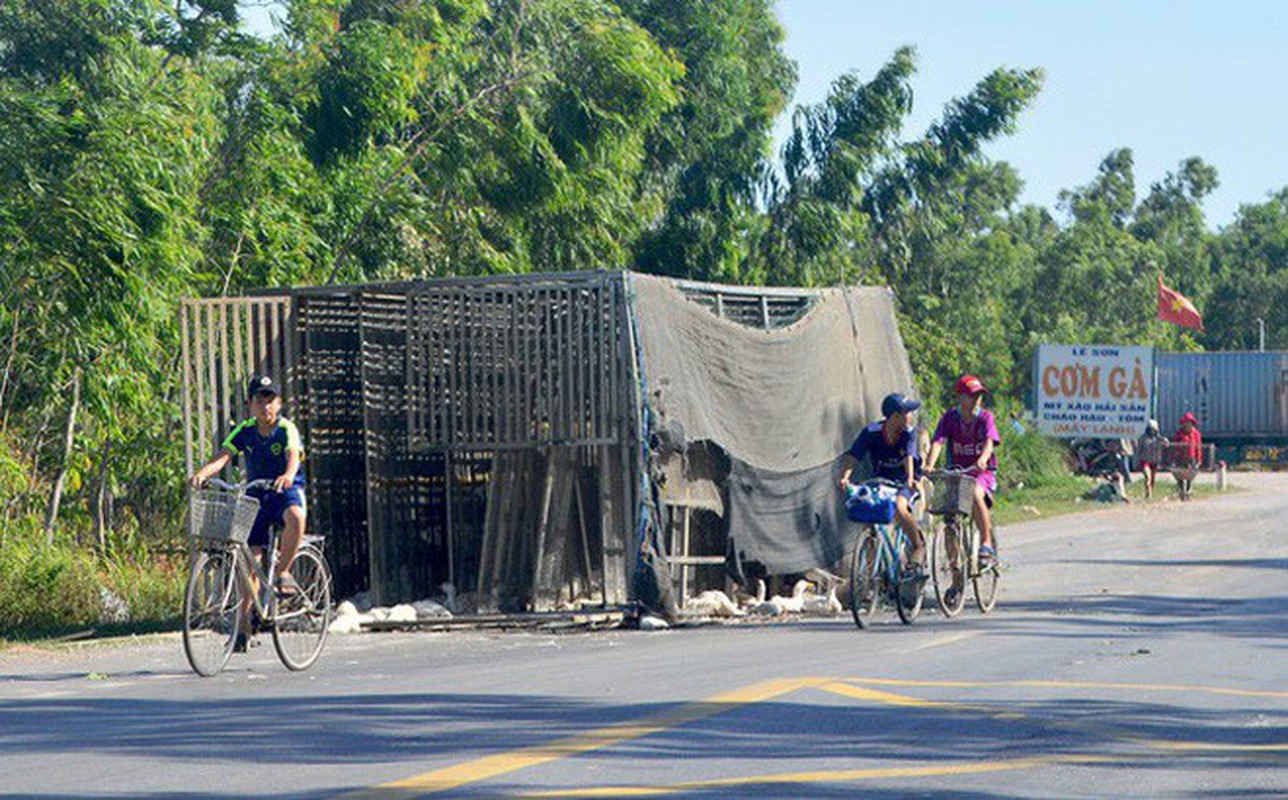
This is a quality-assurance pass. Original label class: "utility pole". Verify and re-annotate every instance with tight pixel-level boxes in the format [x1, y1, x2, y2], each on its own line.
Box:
[1256, 317, 1265, 352]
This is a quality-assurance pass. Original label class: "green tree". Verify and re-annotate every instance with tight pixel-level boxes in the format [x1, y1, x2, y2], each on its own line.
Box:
[1204, 189, 1288, 350]
[622, 0, 796, 283]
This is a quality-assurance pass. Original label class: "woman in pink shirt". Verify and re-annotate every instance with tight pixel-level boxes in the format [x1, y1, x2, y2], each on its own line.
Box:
[926, 375, 1001, 570]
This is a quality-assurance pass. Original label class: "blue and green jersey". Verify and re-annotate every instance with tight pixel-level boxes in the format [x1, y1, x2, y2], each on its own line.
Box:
[221, 418, 305, 485]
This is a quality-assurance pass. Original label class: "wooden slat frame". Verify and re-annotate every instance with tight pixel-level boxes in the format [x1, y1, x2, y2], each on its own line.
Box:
[179, 295, 294, 477]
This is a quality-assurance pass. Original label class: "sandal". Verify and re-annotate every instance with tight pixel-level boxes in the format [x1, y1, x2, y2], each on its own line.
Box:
[276, 572, 301, 597]
[978, 545, 997, 567]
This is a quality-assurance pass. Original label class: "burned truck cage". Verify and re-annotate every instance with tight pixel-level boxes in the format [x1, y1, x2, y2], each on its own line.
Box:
[179, 270, 914, 612]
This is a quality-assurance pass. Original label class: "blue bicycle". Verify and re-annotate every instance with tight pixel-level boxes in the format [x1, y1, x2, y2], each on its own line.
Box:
[845, 479, 924, 628]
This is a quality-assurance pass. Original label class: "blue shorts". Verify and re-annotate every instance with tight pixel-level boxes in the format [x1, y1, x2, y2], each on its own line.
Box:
[246, 485, 307, 546]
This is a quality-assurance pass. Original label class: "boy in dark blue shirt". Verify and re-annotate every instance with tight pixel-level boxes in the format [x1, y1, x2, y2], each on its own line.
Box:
[190, 375, 307, 598]
[838, 392, 925, 570]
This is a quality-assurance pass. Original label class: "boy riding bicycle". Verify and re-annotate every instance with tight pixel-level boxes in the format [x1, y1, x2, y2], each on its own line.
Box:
[838, 392, 926, 574]
[189, 375, 308, 647]
[926, 374, 1000, 576]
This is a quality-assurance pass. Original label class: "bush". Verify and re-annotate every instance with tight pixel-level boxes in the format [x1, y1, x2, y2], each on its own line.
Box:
[0, 540, 101, 635]
[100, 551, 185, 623]
[0, 531, 185, 639]
[998, 425, 1071, 491]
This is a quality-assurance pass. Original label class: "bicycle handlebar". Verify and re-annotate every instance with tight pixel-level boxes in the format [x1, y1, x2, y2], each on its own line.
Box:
[202, 477, 280, 493]
[924, 467, 976, 478]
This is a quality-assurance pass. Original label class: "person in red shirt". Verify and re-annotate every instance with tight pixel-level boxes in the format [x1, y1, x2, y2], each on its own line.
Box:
[1172, 412, 1202, 499]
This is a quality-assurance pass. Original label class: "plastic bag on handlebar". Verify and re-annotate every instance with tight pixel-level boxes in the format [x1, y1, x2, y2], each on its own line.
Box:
[844, 483, 897, 524]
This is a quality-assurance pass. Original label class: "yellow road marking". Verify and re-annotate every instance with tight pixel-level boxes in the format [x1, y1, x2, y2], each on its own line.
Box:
[519, 755, 1118, 797]
[843, 676, 1288, 700]
[825, 679, 1287, 758]
[336, 675, 1286, 798]
[332, 677, 830, 799]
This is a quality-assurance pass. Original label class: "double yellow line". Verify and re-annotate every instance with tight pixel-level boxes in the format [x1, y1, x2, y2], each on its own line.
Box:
[336, 676, 1288, 798]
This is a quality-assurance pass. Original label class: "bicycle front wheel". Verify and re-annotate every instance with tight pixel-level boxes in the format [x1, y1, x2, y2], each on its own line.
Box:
[974, 529, 1000, 613]
[183, 549, 242, 677]
[272, 545, 333, 671]
[931, 519, 967, 618]
[849, 532, 881, 630]
[895, 535, 923, 625]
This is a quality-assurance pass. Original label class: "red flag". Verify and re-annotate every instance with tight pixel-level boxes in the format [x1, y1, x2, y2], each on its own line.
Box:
[1157, 274, 1204, 331]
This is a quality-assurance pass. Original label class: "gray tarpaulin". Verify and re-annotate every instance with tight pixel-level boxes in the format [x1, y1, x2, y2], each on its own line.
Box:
[631, 274, 915, 574]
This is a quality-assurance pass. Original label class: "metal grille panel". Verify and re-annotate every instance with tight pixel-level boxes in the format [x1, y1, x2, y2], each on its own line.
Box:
[407, 273, 626, 451]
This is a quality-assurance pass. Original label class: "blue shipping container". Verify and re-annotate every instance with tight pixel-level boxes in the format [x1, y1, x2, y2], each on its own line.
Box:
[1154, 351, 1288, 440]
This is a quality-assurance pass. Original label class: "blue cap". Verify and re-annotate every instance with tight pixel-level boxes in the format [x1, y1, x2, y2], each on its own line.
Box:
[881, 392, 921, 417]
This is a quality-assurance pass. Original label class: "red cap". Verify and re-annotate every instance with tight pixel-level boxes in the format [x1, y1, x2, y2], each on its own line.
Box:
[955, 374, 986, 396]
[1180, 412, 1197, 425]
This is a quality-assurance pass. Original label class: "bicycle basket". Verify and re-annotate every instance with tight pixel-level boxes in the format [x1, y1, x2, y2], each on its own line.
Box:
[928, 473, 976, 515]
[189, 490, 260, 544]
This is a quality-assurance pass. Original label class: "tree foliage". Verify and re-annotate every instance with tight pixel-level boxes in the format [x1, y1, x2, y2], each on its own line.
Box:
[1, 1, 1285, 624]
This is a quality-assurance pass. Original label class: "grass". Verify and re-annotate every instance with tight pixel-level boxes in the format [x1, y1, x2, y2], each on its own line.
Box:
[993, 472, 1230, 526]
[0, 540, 186, 651]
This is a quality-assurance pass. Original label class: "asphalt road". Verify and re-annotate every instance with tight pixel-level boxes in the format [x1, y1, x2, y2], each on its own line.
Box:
[2, 473, 1285, 798]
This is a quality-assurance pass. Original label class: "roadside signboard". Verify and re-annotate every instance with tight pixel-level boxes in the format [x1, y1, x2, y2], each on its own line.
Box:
[1034, 344, 1153, 438]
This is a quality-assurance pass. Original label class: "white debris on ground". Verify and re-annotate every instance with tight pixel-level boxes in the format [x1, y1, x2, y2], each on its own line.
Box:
[328, 585, 461, 634]
[638, 614, 670, 630]
[99, 586, 131, 623]
[328, 573, 845, 633]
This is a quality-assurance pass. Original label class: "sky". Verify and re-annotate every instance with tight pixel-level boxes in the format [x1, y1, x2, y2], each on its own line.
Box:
[772, 1, 1288, 229]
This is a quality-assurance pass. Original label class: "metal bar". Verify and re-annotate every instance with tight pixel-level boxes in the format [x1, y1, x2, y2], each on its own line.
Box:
[521, 289, 531, 443]
[455, 290, 466, 448]
[680, 506, 691, 605]
[426, 294, 438, 448]
[231, 302, 243, 407]
[218, 300, 230, 441]
[405, 294, 417, 450]
[282, 299, 296, 407]
[203, 303, 218, 463]
[558, 288, 570, 441]
[466, 291, 478, 447]
[609, 277, 622, 441]
[268, 299, 281, 387]
[242, 301, 255, 391]
[180, 303, 194, 475]
[597, 445, 610, 604]
[512, 290, 522, 446]
[574, 287, 584, 440]
[532, 449, 556, 607]
[445, 451, 455, 588]
[357, 294, 382, 602]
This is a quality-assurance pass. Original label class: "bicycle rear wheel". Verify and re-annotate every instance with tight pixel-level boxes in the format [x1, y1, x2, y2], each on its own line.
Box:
[931, 519, 967, 618]
[272, 545, 333, 671]
[183, 549, 241, 677]
[973, 529, 1000, 613]
[849, 532, 880, 629]
[895, 535, 923, 625]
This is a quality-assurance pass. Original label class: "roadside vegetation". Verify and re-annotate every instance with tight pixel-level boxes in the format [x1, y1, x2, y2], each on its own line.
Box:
[2, 1, 1282, 638]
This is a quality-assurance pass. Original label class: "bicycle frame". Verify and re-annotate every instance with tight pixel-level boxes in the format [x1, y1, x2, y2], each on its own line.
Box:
[867, 522, 910, 591]
[198, 478, 298, 625]
[939, 511, 980, 578]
